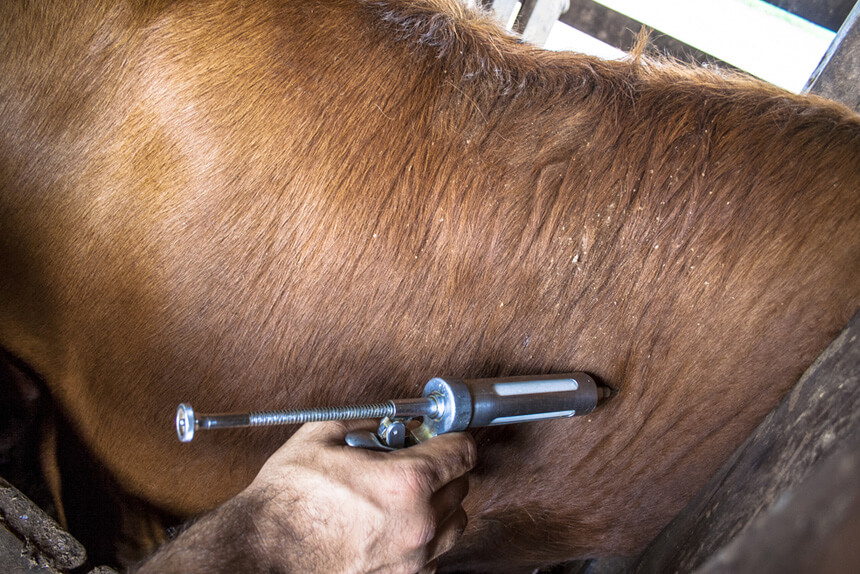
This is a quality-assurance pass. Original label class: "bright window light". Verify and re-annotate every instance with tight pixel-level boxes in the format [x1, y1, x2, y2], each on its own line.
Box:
[591, 0, 835, 92]
[545, 21, 627, 59]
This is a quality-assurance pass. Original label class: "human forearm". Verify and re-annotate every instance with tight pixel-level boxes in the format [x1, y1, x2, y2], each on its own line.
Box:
[133, 421, 475, 573]
[132, 491, 279, 573]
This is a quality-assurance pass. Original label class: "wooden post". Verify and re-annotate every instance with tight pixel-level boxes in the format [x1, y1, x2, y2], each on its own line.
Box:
[630, 311, 860, 572]
[804, 1, 860, 111]
[513, 0, 571, 46]
[490, 0, 520, 28]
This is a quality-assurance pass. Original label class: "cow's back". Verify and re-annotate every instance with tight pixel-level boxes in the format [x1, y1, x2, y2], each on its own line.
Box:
[1, 1, 859, 572]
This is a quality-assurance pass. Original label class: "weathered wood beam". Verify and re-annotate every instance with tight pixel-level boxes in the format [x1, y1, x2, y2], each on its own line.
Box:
[513, 0, 571, 45]
[631, 310, 860, 572]
[0, 476, 87, 572]
[695, 433, 860, 573]
[804, 1, 860, 111]
[489, 0, 519, 27]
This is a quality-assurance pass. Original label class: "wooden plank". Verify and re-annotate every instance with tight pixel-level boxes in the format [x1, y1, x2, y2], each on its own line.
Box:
[513, 0, 540, 34]
[0, 476, 86, 571]
[629, 310, 860, 572]
[804, 1, 860, 112]
[489, 0, 519, 27]
[695, 433, 860, 573]
[1, 522, 62, 574]
[514, 0, 571, 45]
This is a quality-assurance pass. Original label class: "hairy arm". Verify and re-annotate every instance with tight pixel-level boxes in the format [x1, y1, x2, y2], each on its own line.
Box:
[133, 421, 476, 573]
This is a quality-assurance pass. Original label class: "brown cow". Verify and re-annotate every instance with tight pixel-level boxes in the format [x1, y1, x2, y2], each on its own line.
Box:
[1, 0, 859, 571]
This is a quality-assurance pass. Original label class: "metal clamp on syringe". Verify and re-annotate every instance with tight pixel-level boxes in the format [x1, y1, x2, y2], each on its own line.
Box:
[175, 372, 612, 451]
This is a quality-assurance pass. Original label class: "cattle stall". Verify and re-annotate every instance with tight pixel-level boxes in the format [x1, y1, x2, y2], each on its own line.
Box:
[516, 5, 860, 570]
[1, 0, 859, 572]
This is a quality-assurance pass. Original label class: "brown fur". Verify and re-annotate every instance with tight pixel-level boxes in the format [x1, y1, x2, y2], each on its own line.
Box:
[1, 0, 859, 571]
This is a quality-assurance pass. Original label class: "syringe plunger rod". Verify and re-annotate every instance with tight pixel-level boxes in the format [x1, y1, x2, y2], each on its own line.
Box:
[176, 372, 606, 443]
[176, 397, 439, 442]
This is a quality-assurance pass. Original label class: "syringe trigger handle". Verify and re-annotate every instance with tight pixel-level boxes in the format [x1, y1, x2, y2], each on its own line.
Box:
[344, 430, 396, 452]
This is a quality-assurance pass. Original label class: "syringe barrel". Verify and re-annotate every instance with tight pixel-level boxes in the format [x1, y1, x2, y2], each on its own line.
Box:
[423, 373, 600, 431]
[468, 373, 600, 427]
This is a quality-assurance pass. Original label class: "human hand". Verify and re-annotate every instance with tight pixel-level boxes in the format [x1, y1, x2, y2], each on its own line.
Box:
[135, 421, 476, 573]
[247, 421, 477, 573]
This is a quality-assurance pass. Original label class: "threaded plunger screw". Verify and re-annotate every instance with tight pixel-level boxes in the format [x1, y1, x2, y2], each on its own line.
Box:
[248, 403, 396, 426]
[176, 398, 437, 443]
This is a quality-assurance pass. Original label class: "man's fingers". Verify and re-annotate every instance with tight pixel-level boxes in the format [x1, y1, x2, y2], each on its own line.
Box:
[426, 506, 468, 562]
[431, 474, 469, 525]
[391, 432, 477, 492]
[418, 558, 438, 574]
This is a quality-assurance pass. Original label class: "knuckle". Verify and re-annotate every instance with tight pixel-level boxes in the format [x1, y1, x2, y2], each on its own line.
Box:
[454, 476, 470, 503]
[399, 503, 437, 550]
[457, 432, 478, 470]
[413, 512, 437, 548]
[397, 458, 440, 496]
[459, 434, 478, 469]
[438, 433, 477, 472]
[398, 512, 438, 558]
[454, 506, 468, 533]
